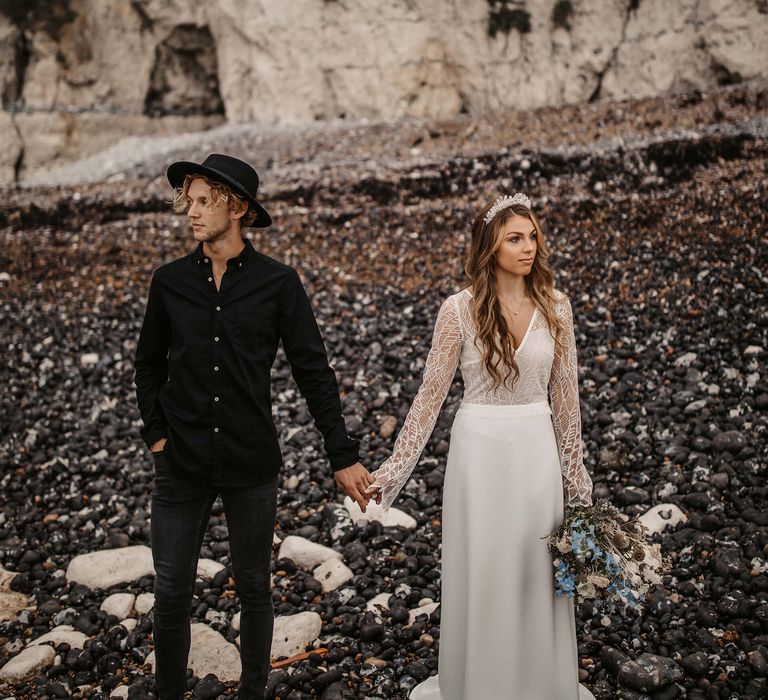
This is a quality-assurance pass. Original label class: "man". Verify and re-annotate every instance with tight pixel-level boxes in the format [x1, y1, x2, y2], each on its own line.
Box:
[133, 153, 377, 700]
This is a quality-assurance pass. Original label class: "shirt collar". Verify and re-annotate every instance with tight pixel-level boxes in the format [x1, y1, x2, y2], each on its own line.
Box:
[193, 238, 254, 269]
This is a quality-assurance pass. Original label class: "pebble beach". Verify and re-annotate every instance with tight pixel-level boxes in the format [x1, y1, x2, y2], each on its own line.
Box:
[1, 81, 767, 699]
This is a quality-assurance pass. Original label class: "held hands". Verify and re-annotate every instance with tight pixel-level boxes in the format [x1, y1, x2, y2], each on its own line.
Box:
[335, 462, 382, 513]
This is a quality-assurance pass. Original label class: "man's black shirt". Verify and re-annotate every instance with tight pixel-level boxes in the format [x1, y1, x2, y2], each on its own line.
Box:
[134, 239, 360, 486]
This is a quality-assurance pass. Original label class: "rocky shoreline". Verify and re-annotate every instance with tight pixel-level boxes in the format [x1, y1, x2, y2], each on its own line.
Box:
[1, 83, 767, 699]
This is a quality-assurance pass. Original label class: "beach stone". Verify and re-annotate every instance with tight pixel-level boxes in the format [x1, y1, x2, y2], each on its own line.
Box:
[343, 496, 417, 529]
[193, 673, 226, 699]
[618, 653, 683, 692]
[197, 558, 226, 581]
[313, 559, 354, 593]
[80, 352, 99, 368]
[146, 623, 241, 681]
[119, 618, 137, 632]
[270, 611, 322, 659]
[366, 592, 391, 616]
[380, 415, 398, 438]
[681, 651, 709, 677]
[639, 504, 688, 534]
[134, 592, 155, 615]
[0, 645, 56, 681]
[109, 687, 129, 699]
[231, 611, 241, 632]
[100, 593, 135, 620]
[408, 601, 439, 625]
[278, 536, 342, 570]
[27, 625, 88, 650]
[65, 545, 154, 588]
[0, 565, 18, 591]
[712, 430, 746, 453]
[0, 591, 31, 621]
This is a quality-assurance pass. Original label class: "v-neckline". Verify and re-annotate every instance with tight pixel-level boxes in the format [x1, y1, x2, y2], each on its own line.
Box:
[512, 306, 537, 352]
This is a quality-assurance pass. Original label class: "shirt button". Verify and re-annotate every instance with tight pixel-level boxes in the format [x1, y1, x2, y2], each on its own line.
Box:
[214, 366, 219, 372]
[214, 396, 220, 402]
[204, 258, 209, 263]
[214, 427, 219, 433]
[207, 277, 213, 282]
[214, 336, 219, 342]
[216, 306, 221, 311]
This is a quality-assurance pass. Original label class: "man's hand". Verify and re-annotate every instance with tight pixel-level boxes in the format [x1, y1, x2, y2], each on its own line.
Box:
[150, 438, 167, 453]
[335, 462, 378, 513]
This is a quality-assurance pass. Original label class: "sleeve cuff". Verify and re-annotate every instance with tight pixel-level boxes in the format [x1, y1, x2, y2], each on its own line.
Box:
[142, 427, 167, 450]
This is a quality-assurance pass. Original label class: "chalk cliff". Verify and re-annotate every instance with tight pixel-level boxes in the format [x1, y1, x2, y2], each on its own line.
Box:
[0, 0, 765, 183]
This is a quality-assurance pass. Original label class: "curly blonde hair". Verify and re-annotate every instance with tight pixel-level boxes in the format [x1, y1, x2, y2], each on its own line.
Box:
[466, 201, 566, 390]
[170, 174, 257, 226]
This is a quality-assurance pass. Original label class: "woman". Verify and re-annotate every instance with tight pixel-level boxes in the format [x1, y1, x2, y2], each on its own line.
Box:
[365, 194, 597, 699]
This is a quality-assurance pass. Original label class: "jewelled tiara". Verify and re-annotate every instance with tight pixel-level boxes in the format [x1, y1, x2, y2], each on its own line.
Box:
[483, 193, 532, 225]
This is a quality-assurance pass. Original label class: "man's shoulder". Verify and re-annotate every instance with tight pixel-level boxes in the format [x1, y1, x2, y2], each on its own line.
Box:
[152, 253, 192, 280]
[251, 249, 295, 277]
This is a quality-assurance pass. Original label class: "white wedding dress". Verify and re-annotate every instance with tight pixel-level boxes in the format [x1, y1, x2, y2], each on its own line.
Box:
[370, 288, 597, 700]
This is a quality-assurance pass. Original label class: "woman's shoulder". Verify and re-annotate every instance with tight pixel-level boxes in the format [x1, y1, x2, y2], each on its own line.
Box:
[441, 288, 472, 312]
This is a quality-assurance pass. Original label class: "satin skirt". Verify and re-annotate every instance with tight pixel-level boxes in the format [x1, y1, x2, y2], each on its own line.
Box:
[410, 401, 596, 700]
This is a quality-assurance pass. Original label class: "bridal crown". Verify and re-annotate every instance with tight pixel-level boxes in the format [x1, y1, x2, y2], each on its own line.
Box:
[483, 193, 532, 225]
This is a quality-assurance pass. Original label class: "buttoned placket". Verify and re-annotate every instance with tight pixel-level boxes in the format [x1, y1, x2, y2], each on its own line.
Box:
[198, 251, 247, 484]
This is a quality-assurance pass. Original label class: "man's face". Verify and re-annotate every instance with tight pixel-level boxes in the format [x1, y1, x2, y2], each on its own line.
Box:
[186, 178, 232, 243]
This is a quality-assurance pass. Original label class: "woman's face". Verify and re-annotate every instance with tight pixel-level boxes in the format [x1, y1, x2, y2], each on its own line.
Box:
[495, 214, 537, 276]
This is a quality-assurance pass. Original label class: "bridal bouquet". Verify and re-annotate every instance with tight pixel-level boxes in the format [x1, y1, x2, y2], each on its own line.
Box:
[546, 498, 669, 613]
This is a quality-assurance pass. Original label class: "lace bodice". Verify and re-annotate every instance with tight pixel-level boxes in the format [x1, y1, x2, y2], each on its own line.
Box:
[370, 288, 593, 511]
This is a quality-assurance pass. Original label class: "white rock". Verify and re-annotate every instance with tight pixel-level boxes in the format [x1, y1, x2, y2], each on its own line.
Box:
[27, 625, 88, 650]
[134, 592, 155, 615]
[270, 611, 322, 659]
[0, 645, 56, 681]
[231, 611, 241, 632]
[0, 591, 30, 621]
[119, 618, 137, 632]
[80, 352, 99, 368]
[146, 623, 241, 681]
[197, 558, 225, 581]
[0, 272, 10, 283]
[283, 474, 300, 489]
[744, 345, 763, 355]
[674, 352, 697, 367]
[277, 536, 342, 570]
[408, 601, 439, 625]
[343, 496, 417, 529]
[273, 532, 281, 545]
[66, 545, 154, 588]
[110, 686, 129, 699]
[100, 593, 135, 620]
[639, 503, 688, 534]
[313, 559, 354, 593]
[365, 592, 391, 616]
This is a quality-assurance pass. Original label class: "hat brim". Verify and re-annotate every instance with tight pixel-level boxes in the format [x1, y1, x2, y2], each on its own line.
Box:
[166, 161, 272, 228]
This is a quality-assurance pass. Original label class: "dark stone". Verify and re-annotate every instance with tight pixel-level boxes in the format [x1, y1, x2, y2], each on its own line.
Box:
[618, 653, 683, 692]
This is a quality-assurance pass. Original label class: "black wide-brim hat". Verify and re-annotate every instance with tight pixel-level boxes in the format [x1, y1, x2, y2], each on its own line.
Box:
[166, 153, 272, 228]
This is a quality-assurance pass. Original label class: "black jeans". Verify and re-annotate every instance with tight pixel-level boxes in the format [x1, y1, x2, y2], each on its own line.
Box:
[150, 452, 278, 700]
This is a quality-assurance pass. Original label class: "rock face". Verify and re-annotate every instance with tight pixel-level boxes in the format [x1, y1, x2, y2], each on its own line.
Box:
[1, 0, 766, 183]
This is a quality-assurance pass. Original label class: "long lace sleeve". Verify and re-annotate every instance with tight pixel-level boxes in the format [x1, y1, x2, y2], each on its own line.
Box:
[370, 296, 463, 511]
[549, 295, 593, 509]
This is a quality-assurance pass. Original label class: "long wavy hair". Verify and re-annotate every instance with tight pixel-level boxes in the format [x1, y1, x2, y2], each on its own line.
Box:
[465, 200, 566, 390]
